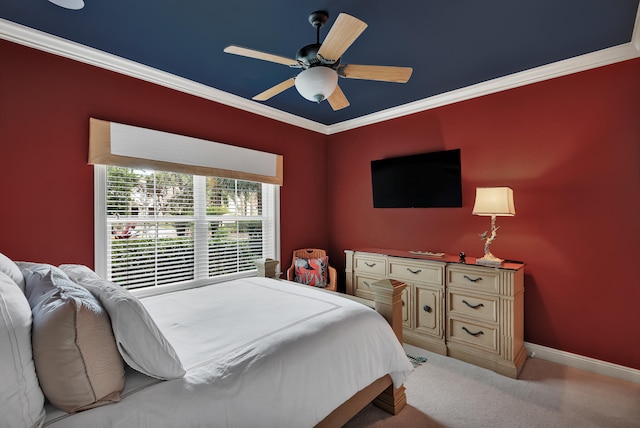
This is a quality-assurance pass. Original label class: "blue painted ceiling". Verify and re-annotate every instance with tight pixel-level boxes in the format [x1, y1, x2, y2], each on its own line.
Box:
[1, 1, 638, 126]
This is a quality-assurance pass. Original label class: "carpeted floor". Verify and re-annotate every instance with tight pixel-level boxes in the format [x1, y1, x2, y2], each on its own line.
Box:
[345, 345, 640, 428]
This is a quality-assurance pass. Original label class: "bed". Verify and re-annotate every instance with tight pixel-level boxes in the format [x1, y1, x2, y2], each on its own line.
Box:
[0, 255, 412, 428]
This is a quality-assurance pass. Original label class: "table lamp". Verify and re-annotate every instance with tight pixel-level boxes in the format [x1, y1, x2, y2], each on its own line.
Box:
[472, 187, 515, 266]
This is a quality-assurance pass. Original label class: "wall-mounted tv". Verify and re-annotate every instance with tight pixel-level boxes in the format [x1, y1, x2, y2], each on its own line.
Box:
[371, 148, 462, 208]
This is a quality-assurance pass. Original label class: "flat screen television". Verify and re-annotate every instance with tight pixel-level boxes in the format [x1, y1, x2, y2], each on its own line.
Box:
[371, 148, 462, 208]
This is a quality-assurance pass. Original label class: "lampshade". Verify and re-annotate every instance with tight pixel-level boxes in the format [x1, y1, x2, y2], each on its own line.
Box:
[472, 187, 515, 216]
[48, 0, 85, 9]
[294, 67, 338, 103]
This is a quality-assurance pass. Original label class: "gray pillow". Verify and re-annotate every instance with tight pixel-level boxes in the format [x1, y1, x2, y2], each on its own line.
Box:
[58, 263, 101, 281]
[23, 268, 125, 413]
[63, 270, 186, 380]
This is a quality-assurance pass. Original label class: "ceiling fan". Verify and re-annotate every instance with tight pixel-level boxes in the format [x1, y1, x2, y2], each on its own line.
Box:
[224, 11, 413, 111]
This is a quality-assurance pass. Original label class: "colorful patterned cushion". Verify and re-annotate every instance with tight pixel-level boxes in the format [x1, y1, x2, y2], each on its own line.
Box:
[293, 256, 328, 287]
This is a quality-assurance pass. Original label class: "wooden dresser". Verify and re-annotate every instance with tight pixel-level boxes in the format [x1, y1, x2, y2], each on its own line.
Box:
[345, 248, 526, 378]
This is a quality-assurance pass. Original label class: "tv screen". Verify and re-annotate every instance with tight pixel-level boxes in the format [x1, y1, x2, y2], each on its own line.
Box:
[371, 149, 462, 208]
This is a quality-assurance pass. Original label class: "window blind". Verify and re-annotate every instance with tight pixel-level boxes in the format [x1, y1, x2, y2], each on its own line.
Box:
[91, 118, 281, 290]
[103, 166, 277, 289]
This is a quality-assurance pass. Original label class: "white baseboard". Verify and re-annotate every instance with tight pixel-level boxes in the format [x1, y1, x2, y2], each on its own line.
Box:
[405, 342, 639, 384]
[525, 342, 640, 384]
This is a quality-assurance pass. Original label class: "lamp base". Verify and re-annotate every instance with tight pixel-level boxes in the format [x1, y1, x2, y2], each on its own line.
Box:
[476, 254, 504, 267]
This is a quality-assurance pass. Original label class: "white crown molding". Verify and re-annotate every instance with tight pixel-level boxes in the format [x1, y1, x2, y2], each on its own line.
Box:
[1, 15, 639, 136]
[329, 44, 640, 135]
[525, 342, 640, 384]
[328, 6, 640, 134]
[0, 18, 328, 134]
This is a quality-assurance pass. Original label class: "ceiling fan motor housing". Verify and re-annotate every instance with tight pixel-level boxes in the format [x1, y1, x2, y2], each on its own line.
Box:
[296, 44, 340, 69]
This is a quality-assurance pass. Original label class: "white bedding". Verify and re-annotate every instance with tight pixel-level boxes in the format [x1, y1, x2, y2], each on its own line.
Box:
[43, 277, 413, 427]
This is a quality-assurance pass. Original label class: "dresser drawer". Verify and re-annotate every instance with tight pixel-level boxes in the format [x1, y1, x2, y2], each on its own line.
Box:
[447, 318, 498, 354]
[388, 258, 444, 285]
[354, 254, 387, 276]
[447, 265, 500, 294]
[353, 274, 380, 300]
[447, 291, 498, 323]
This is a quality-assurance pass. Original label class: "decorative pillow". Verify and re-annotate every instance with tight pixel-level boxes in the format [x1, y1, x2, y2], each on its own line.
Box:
[16, 261, 68, 283]
[66, 273, 186, 380]
[23, 268, 125, 413]
[59, 263, 102, 281]
[0, 252, 26, 292]
[0, 271, 46, 428]
[293, 256, 328, 287]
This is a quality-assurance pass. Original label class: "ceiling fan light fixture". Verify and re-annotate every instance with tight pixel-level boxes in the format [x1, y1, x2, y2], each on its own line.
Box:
[48, 0, 85, 10]
[295, 67, 338, 103]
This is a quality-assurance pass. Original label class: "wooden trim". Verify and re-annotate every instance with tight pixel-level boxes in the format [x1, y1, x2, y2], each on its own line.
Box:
[373, 384, 407, 415]
[88, 118, 283, 185]
[315, 375, 393, 428]
[314, 278, 409, 426]
[369, 278, 407, 344]
[89, 117, 112, 165]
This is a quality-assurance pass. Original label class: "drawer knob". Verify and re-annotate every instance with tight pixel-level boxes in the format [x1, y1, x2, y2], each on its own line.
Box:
[463, 275, 483, 283]
[462, 299, 484, 310]
[407, 268, 422, 274]
[365, 262, 376, 268]
[423, 305, 432, 313]
[462, 326, 484, 337]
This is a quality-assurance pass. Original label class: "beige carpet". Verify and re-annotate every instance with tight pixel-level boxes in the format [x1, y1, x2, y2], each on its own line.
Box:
[345, 345, 640, 428]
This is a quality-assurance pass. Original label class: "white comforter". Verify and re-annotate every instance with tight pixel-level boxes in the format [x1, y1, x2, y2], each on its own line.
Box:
[43, 277, 413, 427]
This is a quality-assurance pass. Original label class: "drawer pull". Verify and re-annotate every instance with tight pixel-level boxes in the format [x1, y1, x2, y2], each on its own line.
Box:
[423, 305, 432, 313]
[364, 262, 377, 268]
[462, 326, 484, 337]
[462, 299, 484, 310]
[407, 268, 422, 275]
[463, 275, 483, 283]
[363, 281, 371, 288]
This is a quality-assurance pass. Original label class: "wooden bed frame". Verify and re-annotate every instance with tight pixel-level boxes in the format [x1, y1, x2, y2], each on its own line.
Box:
[315, 278, 407, 427]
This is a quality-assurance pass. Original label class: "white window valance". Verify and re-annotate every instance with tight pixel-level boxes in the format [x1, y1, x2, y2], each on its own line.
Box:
[89, 118, 283, 185]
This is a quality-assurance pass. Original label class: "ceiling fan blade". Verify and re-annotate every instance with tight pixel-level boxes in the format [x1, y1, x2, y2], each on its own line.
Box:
[340, 64, 413, 83]
[252, 78, 295, 101]
[327, 85, 350, 111]
[224, 45, 300, 67]
[317, 13, 368, 62]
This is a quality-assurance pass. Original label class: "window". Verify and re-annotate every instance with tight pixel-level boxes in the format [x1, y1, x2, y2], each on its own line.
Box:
[95, 165, 279, 290]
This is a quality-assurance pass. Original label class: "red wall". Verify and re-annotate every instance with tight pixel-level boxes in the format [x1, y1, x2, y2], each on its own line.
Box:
[0, 39, 328, 272]
[328, 58, 640, 370]
[2, 38, 639, 370]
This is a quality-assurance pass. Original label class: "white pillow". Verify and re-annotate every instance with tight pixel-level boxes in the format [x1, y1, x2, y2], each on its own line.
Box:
[65, 271, 186, 380]
[0, 253, 26, 292]
[0, 271, 46, 428]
